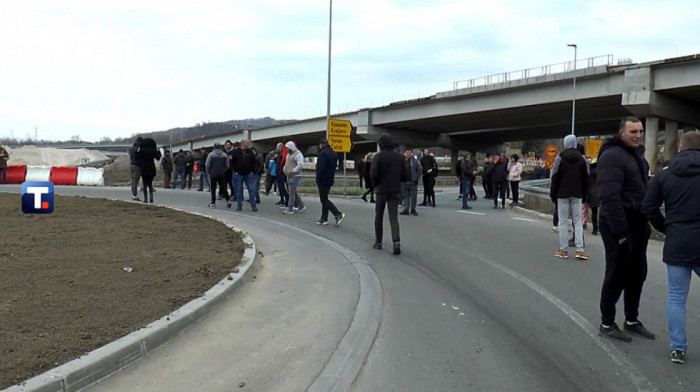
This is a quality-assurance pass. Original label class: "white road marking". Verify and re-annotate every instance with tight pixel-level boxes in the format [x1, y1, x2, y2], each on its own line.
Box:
[512, 217, 537, 222]
[457, 210, 486, 216]
[472, 253, 659, 392]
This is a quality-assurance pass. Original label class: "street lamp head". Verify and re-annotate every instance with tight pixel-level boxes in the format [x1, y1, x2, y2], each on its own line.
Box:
[567, 43, 577, 48]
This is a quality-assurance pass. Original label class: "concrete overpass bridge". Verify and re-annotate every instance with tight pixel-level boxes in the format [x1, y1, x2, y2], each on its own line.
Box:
[173, 53, 700, 170]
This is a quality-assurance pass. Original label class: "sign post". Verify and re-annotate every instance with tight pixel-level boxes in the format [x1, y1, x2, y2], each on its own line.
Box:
[328, 119, 353, 197]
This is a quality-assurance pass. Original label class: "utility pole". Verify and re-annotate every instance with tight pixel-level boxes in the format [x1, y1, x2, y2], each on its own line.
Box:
[567, 44, 577, 135]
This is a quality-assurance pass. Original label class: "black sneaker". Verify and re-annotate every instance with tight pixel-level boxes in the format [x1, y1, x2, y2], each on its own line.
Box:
[400, 210, 409, 215]
[410, 210, 419, 216]
[251, 205, 258, 212]
[335, 212, 346, 227]
[131, 196, 141, 201]
[670, 350, 686, 364]
[236, 206, 242, 211]
[393, 241, 401, 255]
[623, 321, 656, 340]
[372, 242, 382, 249]
[599, 323, 632, 342]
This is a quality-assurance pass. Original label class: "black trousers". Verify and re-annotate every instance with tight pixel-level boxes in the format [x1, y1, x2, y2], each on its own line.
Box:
[318, 185, 340, 220]
[422, 174, 434, 202]
[210, 176, 229, 204]
[493, 181, 507, 206]
[510, 181, 520, 203]
[375, 192, 400, 244]
[599, 212, 651, 326]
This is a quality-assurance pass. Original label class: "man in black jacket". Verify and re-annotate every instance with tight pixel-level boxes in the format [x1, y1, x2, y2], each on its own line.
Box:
[128, 137, 143, 200]
[371, 133, 410, 255]
[642, 131, 700, 364]
[491, 152, 508, 209]
[460, 153, 476, 210]
[160, 149, 173, 189]
[598, 116, 655, 342]
[550, 134, 589, 260]
[315, 138, 345, 226]
[231, 139, 258, 211]
[419, 149, 437, 206]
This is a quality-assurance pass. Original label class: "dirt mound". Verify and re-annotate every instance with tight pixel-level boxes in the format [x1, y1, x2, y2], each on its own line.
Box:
[6, 146, 110, 167]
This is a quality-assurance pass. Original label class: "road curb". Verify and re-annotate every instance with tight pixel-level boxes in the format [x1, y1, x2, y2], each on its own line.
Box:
[4, 206, 257, 392]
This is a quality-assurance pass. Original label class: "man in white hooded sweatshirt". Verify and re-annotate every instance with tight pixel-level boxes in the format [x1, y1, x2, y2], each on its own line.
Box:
[283, 141, 306, 214]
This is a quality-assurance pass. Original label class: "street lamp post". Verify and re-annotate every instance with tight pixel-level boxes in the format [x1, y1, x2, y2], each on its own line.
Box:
[567, 43, 577, 135]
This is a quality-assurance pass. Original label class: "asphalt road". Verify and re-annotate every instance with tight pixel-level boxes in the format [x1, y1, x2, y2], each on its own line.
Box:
[5, 184, 699, 392]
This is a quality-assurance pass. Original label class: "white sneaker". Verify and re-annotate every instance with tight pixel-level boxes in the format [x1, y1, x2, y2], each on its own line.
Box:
[552, 226, 559, 232]
[296, 206, 306, 213]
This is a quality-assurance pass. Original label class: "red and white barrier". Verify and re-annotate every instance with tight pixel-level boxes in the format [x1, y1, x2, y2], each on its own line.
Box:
[4, 165, 103, 186]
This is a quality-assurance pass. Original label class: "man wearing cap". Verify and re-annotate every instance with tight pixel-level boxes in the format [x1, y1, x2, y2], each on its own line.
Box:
[370, 133, 410, 255]
[315, 138, 345, 226]
[598, 116, 655, 342]
[550, 134, 589, 260]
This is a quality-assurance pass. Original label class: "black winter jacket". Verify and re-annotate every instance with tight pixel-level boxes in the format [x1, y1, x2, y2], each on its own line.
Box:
[316, 145, 338, 187]
[491, 158, 508, 183]
[371, 147, 409, 194]
[550, 148, 589, 200]
[597, 136, 649, 238]
[231, 148, 256, 175]
[642, 149, 700, 266]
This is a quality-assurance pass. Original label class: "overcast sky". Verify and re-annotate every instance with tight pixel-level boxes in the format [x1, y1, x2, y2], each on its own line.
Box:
[1, 0, 698, 142]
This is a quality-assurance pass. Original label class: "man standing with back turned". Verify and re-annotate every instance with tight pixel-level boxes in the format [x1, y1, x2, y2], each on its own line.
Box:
[315, 138, 345, 226]
[598, 116, 655, 341]
[642, 131, 700, 364]
[371, 133, 410, 255]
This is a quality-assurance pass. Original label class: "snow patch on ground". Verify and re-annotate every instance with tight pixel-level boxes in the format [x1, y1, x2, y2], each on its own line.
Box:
[6, 145, 110, 167]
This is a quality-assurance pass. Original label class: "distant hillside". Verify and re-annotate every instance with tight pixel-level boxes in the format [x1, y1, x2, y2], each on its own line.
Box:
[134, 117, 291, 145]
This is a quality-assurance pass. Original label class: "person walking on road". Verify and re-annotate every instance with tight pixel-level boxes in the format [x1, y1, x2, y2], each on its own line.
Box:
[128, 137, 143, 201]
[419, 149, 437, 207]
[361, 152, 376, 203]
[136, 138, 161, 203]
[231, 139, 258, 212]
[460, 153, 477, 210]
[401, 149, 422, 216]
[197, 147, 210, 192]
[315, 138, 345, 226]
[598, 116, 655, 342]
[482, 155, 493, 199]
[550, 135, 590, 260]
[185, 150, 195, 189]
[642, 131, 700, 364]
[587, 158, 601, 235]
[491, 152, 508, 209]
[0, 142, 10, 184]
[371, 133, 410, 254]
[205, 142, 232, 208]
[160, 150, 173, 189]
[282, 141, 305, 215]
[172, 149, 187, 189]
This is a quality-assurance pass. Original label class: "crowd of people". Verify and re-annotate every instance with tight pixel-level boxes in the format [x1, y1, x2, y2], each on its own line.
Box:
[125, 118, 700, 364]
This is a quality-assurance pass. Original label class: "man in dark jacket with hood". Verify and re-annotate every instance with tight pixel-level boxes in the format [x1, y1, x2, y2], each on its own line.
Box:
[642, 131, 700, 364]
[315, 138, 345, 226]
[598, 116, 655, 342]
[550, 134, 589, 260]
[370, 133, 410, 255]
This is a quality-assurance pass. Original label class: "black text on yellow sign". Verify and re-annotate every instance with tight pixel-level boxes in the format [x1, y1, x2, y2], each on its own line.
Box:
[329, 136, 352, 153]
[328, 119, 352, 137]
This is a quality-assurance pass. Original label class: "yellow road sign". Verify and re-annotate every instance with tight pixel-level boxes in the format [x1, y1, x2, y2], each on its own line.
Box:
[585, 139, 602, 159]
[328, 119, 352, 137]
[545, 145, 558, 158]
[329, 136, 352, 153]
[545, 157, 555, 169]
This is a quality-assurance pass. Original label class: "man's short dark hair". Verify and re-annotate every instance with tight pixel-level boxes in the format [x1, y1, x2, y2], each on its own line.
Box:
[680, 131, 700, 150]
[619, 116, 642, 130]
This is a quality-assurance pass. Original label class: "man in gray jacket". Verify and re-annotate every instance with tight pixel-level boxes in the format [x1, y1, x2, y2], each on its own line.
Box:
[401, 149, 422, 216]
[205, 143, 231, 208]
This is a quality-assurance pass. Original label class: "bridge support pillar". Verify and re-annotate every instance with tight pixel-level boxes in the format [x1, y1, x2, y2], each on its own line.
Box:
[663, 121, 679, 163]
[450, 149, 459, 175]
[644, 116, 659, 174]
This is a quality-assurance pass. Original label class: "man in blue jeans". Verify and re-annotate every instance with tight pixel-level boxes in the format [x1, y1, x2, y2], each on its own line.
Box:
[459, 153, 476, 210]
[231, 139, 258, 212]
[642, 131, 700, 364]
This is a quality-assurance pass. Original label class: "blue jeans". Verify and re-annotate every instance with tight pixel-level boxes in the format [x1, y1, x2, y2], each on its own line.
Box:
[233, 173, 256, 208]
[461, 179, 472, 208]
[667, 264, 700, 351]
[557, 197, 583, 252]
[172, 168, 186, 189]
[198, 169, 210, 190]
